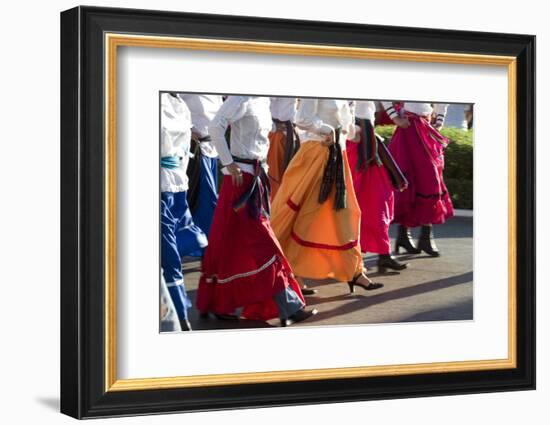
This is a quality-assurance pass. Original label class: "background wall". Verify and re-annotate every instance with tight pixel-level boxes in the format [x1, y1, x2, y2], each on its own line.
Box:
[0, 1, 545, 423]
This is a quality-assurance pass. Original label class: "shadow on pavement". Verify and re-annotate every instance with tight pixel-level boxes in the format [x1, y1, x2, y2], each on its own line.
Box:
[400, 299, 473, 322]
[303, 271, 473, 324]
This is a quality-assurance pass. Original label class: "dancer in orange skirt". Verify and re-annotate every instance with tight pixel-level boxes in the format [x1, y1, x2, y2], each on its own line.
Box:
[196, 96, 317, 326]
[271, 99, 383, 293]
[267, 97, 300, 200]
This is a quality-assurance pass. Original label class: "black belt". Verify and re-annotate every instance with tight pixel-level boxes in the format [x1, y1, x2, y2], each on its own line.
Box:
[232, 156, 266, 166]
[318, 127, 346, 210]
[187, 134, 215, 213]
[231, 157, 271, 219]
[273, 118, 300, 170]
[355, 118, 377, 171]
[355, 118, 408, 191]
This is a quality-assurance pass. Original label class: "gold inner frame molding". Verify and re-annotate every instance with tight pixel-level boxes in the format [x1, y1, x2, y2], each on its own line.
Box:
[104, 33, 517, 392]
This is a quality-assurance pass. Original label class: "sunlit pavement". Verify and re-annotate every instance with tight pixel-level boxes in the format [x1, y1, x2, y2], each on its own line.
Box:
[181, 216, 473, 331]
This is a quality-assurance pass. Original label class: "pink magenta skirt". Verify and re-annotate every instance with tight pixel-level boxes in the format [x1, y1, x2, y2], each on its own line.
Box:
[388, 114, 454, 227]
[346, 140, 394, 254]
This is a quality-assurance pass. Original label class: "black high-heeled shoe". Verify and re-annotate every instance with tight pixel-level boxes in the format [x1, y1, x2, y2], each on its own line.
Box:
[347, 274, 383, 294]
[417, 225, 440, 257]
[378, 254, 408, 273]
[395, 225, 421, 254]
[280, 308, 318, 327]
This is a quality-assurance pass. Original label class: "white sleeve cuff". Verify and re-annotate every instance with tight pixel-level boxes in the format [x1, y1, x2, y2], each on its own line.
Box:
[386, 108, 398, 119]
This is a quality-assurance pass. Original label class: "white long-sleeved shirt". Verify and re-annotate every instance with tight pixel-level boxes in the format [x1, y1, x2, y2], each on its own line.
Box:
[294, 98, 355, 150]
[178, 94, 223, 158]
[355, 100, 376, 122]
[270, 97, 297, 122]
[381, 102, 449, 126]
[160, 93, 192, 193]
[209, 96, 272, 174]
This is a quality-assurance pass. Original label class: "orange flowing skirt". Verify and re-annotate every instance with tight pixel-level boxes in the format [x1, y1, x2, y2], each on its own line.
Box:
[270, 140, 364, 282]
[267, 130, 286, 200]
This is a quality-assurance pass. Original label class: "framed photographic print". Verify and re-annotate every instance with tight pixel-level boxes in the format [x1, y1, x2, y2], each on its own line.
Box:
[60, 5, 535, 419]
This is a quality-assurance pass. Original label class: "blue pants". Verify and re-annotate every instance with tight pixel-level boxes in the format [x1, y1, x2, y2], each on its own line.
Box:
[190, 155, 218, 256]
[274, 287, 305, 320]
[161, 191, 208, 321]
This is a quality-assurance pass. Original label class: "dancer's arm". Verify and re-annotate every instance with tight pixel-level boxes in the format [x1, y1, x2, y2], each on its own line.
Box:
[209, 96, 248, 186]
[295, 98, 335, 145]
[433, 103, 449, 130]
[382, 101, 410, 129]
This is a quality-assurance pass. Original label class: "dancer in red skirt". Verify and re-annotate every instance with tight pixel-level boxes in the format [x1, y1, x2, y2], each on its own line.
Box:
[381, 102, 454, 256]
[346, 101, 409, 272]
[196, 96, 317, 327]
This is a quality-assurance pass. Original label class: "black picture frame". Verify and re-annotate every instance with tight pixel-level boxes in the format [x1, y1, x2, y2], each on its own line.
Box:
[60, 5, 536, 419]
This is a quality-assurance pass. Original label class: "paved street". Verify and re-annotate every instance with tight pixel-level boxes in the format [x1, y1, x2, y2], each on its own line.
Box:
[182, 216, 473, 331]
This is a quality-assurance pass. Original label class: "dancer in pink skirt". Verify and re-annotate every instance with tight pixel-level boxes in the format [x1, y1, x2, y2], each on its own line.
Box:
[381, 102, 454, 256]
[347, 101, 409, 272]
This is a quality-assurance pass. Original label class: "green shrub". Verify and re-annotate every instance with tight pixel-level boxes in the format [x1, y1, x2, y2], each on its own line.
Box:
[375, 125, 473, 209]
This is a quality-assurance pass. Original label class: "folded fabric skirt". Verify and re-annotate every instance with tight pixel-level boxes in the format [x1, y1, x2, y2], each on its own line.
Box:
[271, 140, 364, 282]
[388, 115, 454, 227]
[267, 130, 287, 200]
[347, 140, 394, 255]
[196, 173, 304, 321]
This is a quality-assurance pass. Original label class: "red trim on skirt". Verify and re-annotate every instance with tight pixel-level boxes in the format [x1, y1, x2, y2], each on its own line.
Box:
[291, 231, 358, 251]
[287, 199, 300, 211]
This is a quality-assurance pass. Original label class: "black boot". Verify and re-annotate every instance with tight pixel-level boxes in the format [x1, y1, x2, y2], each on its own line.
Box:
[417, 225, 440, 257]
[395, 225, 421, 254]
[378, 254, 408, 273]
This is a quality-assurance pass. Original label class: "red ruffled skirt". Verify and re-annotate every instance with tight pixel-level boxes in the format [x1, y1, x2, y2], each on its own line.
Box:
[388, 114, 454, 227]
[346, 141, 394, 254]
[196, 173, 304, 321]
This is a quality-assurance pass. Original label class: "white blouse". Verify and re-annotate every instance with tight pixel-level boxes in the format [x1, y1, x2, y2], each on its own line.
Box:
[270, 97, 297, 122]
[160, 93, 192, 193]
[295, 98, 355, 150]
[382, 101, 449, 125]
[355, 100, 376, 122]
[179, 94, 223, 158]
[209, 96, 273, 174]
